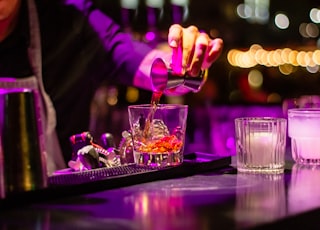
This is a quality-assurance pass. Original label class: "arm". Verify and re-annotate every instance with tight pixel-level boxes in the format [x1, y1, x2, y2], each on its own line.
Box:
[69, 1, 223, 93]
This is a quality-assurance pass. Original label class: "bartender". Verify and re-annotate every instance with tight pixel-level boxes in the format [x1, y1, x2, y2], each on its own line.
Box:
[0, 0, 223, 174]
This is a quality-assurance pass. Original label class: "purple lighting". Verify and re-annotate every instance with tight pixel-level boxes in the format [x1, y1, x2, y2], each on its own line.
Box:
[145, 31, 156, 41]
[185, 105, 286, 156]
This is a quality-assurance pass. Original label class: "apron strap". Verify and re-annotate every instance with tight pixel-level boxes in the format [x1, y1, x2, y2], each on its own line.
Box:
[27, 0, 66, 174]
[27, 0, 56, 133]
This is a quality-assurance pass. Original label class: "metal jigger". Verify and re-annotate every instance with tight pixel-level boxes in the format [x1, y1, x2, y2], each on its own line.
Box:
[150, 58, 206, 93]
[0, 89, 47, 198]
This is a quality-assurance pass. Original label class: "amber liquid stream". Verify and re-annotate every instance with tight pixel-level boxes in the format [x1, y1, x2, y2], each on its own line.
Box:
[142, 91, 162, 138]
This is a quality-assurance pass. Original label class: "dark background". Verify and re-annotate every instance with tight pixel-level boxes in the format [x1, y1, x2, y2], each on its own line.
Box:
[90, 0, 320, 106]
[86, 0, 320, 153]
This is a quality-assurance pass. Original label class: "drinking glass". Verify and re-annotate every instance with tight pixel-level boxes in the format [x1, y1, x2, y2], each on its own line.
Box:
[288, 108, 320, 164]
[128, 104, 188, 167]
[235, 117, 287, 173]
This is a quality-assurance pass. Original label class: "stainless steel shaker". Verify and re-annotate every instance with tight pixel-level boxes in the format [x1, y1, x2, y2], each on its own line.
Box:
[150, 57, 207, 93]
[0, 88, 47, 198]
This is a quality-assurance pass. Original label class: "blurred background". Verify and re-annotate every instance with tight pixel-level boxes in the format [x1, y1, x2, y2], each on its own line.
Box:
[89, 0, 320, 155]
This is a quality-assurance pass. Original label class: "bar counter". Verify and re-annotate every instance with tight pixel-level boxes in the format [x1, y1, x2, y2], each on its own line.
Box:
[1, 105, 319, 229]
[1, 154, 320, 230]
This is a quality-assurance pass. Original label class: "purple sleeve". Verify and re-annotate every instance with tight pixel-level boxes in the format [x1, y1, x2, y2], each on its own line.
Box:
[87, 8, 152, 85]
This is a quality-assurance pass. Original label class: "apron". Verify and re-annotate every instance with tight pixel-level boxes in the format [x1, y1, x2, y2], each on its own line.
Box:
[0, 0, 66, 175]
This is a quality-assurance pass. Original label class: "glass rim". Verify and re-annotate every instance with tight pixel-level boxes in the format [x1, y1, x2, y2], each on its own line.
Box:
[288, 108, 320, 114]
[128, 104, 188, 109]
[235, 117, 286, 122]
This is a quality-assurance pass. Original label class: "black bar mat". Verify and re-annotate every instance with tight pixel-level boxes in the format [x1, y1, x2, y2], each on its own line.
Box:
[0, 153, 231, 208]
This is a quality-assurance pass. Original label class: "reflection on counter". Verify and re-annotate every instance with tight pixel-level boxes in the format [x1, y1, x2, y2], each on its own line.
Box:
[289, 164, 320, 215]
[124, 191, 198, 229]
[235, 173, 286, 229]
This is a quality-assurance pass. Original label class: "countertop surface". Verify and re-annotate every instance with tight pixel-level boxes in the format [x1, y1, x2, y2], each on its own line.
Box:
[1, 155, 320, 230]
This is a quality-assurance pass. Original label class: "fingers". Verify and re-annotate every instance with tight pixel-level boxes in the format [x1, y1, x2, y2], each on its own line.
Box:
[168, 24, 183, 74]
[168, 24, 181, 48]
[189, 32, 209, 76]
[168, 25, 199, 75]
[205, 38, 223, 67]
[168, 24, 223, 76]
[181, 26, 198, 71]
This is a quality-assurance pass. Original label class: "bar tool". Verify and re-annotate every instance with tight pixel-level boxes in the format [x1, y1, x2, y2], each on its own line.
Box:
[100, 133, 116, 149]
[150, 57, 207, 93]
[0, 88, 47, 197]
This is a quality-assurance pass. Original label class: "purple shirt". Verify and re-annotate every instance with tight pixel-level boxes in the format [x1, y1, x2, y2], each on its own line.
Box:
[0, 0, 152, 162]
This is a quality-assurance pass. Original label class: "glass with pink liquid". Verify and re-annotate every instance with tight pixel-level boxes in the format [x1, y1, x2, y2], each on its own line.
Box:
[288, 108, 320, 164]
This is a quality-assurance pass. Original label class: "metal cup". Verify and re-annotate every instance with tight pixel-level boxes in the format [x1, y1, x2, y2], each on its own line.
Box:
[150, 57, 206, 93]
[0, 88, 47, 197]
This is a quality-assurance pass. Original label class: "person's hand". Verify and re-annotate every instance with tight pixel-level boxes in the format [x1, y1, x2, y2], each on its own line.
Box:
[168, 24, 223, 77]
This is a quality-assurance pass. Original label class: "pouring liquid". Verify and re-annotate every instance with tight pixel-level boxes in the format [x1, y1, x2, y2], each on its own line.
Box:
[142, 91, 162, 138]
[135, 91, 183, 167]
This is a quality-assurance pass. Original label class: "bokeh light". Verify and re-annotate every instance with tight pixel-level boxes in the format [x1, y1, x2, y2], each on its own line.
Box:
[248, 69, 263, 88]
[274, 13, 289, 29]
[310, 8, 320, 23]
[227, 44, 320, 75]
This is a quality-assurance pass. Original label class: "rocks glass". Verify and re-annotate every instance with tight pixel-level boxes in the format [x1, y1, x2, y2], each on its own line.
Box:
[235, 117, 287, 174]
[128, 104, 188, 167]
